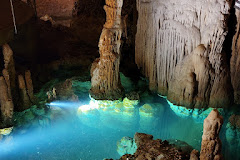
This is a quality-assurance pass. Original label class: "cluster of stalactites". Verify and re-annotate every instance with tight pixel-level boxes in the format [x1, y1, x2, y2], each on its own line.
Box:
[135, 0, 233, 108]
[90, 0, 124, 100]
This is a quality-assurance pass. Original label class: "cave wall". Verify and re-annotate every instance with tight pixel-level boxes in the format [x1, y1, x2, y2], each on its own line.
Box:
[36, 0, 75, 18]
[231, 9, 240, 104]
[135, 0, 234, 108]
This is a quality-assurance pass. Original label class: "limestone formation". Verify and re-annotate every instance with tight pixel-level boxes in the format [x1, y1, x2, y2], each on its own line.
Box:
[200, 109, 223, 160]
[190, 149, 199, 160]
[53, 79, 78, 101]
[18, 74, 32, 110]
[135, 0, 233, 108]
[25, 70, 35, 102]
[90, 0, 124, 100]
[168, 45, 232, 108]
[118, 133, 188, 159]
[0, 76, 14, 127]
[231, 9, 240, 104]
[2, 44, 16, 90]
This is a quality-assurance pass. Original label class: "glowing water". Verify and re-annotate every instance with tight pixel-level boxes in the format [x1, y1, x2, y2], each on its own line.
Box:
[0, 82, 238, 159]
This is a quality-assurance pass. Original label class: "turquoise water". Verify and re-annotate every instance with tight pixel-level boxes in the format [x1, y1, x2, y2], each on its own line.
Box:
[0, 79, 239, 160]
[0, 98, 204, 160]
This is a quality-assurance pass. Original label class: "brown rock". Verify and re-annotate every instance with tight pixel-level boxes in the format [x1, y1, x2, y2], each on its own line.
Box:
[18, 74, 32, 110]
[231, 9, 240, 104]
[54, 79, 78, 101]
[90, 0, 124, 100]
[200, 109, 223, 160]
[25, 70, 35, 103]
[0, 76, 14, 127]
[2, 44, 16, 90]
[119, 133, 188, 160]
[190, 149, 199, 160]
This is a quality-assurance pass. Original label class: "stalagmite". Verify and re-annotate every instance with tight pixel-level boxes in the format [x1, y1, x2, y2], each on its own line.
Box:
[25, 70, 35, 102]
[231, 8, 240, 104]
[18, 74, 32, 110]
[2, 44, 16, 90]
[90, 0, 124, 100]
[135, 0, 233, 108]
[200, 109, 223, 160]
[0, 76, 14, 127]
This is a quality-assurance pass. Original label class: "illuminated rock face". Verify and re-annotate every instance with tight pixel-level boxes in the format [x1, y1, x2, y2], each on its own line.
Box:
[231, 9, 240, 104]
[200, 109, 223, 160]
[90, 0, 124, 100]
[0, 44, 14, 127]
[135, 0, 233, 108]
[0, 44, 35, 127]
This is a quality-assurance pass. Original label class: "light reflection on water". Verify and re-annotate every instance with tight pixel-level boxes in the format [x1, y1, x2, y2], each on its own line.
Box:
[0, 98, 206, 160]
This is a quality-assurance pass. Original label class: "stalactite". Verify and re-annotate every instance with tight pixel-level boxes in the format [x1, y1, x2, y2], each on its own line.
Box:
[90, 0, 124, 100]
[135, 0, 233, 108]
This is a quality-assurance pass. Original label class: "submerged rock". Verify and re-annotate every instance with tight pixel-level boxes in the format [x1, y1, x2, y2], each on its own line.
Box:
[117, 137, 137, 156]
[118, 133, 189, 160]
[167, 99, 224, 123]
[139, 104, 154, 117]
[0, 126, 13, 136]
[123, 97, 139, 109]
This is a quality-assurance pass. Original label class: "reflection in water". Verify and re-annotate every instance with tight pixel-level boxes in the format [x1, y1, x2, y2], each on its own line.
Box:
[0, 97, 238, 160]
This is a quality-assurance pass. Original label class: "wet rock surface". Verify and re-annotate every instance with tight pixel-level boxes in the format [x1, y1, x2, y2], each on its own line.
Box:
[119, 133, 190, 160]
[200, 109, 223, 160]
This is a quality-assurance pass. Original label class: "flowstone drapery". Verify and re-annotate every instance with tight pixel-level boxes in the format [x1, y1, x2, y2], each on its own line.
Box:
[90, 0, 124, 100]
[135, 0, 233, 108]
[231, 9, 240, 104]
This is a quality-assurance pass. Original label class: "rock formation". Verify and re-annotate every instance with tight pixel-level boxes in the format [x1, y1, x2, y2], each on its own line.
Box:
[35, 0, 76, 27]
[51, 79, 78, 101]
[0, 44, 35, 126]
[90, 0, 124, 100]
[190, 150, 199, 160]
[115, 133, 189, 160]
[231, 8, 240, 104]
[2, 44, 16, 91]
[135, 0, 233, 108]
[200, 109, 223, 160]
[18, 74, 32, 109]
[0, 44, 15, 127]
[0, 76, 14, 127]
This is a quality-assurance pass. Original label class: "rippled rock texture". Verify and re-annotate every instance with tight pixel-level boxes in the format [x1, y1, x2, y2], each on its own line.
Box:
[231, 9, 240, 104]
[135, 0, 233, 108]
[200, 109, 223, 160]
[119, 133, 189, 160]
[90, 0, 124, 100]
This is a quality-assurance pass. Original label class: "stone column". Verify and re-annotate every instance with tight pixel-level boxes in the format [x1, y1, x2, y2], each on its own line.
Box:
[200, 109, 223, 160]
[90, 0, 124, 100]
[0, 76, 14, 127]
